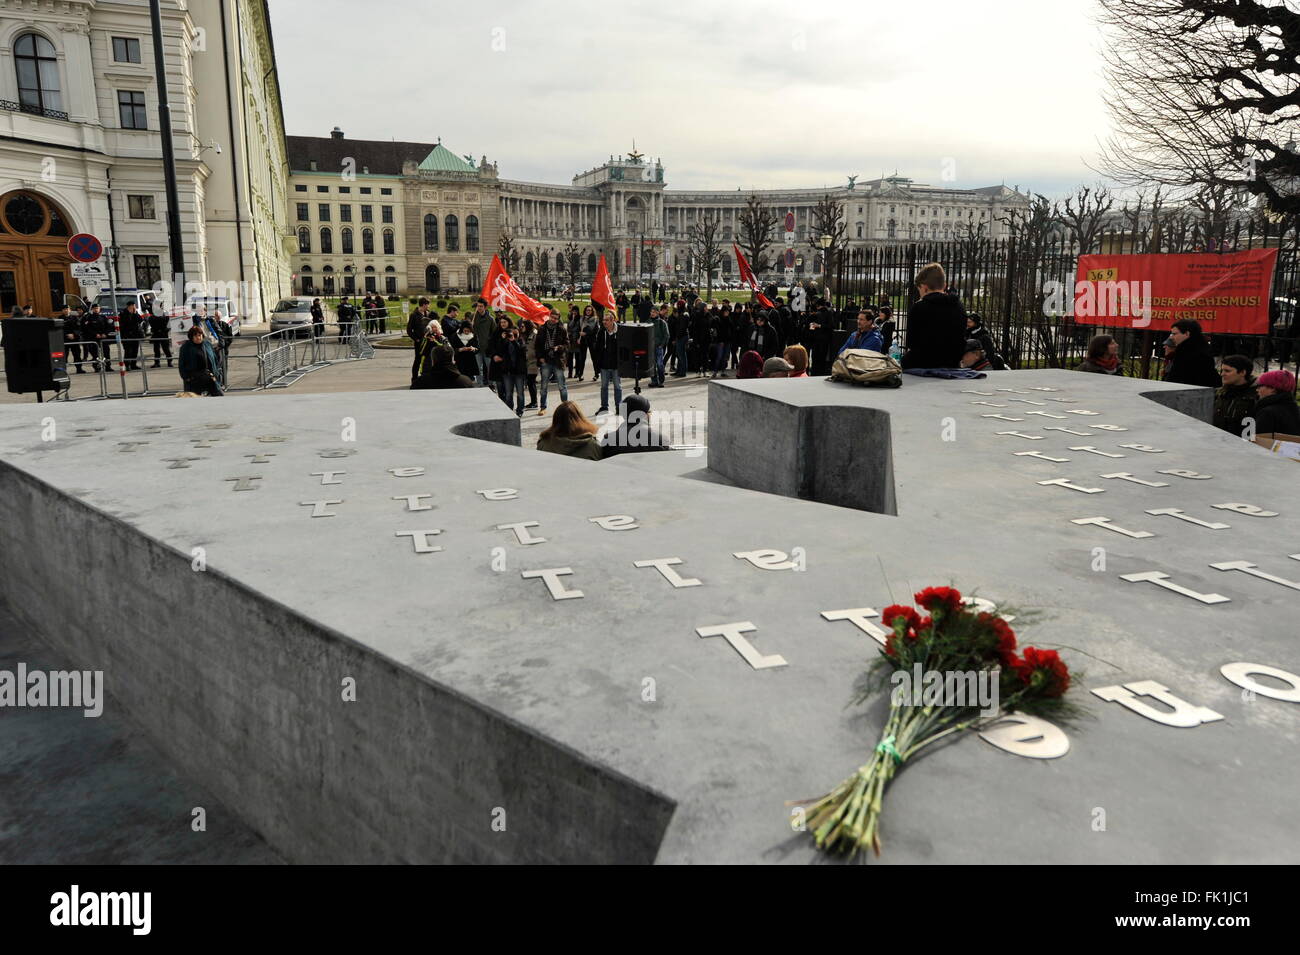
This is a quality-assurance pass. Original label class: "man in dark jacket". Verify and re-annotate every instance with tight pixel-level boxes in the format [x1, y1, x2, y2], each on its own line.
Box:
[878, 306, 896, 353]
[118, 302, 144, 370]
[337, 296, 356, 339]
[82, 304, 108, 372]
[58, 304, 83, 373]
[441, 303, 461, 341]
[901, 263, 966, 369]
[599, 394, 670, 457]
[470, 299, 494, 386]
[407, 297, 433, 344]
[748, 311, 782, 360]
[1213, 355, 1257, 436]
[534, 308, 569, 413]
[592, 312, 623, 414]
[148, 307, 172, 368]
[650, 305, 670, 387]
[670, 303, 690, 376]
[1252, 369, 1300, 437]
[1164, 319, 1220, 387]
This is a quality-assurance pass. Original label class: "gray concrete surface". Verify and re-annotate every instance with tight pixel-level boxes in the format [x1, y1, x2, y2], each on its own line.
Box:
[0, 370, 1297, 864]
[0, 602, 282, 864]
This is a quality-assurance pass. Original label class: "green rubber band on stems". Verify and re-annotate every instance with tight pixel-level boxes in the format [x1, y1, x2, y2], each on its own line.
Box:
[875, 734, 903, 764]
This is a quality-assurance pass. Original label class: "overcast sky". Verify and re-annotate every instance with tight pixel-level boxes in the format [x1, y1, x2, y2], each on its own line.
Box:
[269, 0, 1112, 196]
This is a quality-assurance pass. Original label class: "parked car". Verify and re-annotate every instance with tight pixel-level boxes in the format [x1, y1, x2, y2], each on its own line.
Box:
[184, 296, 243, 336]
[270, 297, 328, 336]
[88, 288, 190, 346]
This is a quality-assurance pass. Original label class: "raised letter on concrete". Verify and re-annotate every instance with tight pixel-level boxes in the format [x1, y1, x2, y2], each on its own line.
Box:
[589, 514, 639, 531]
[1014, 450, 1069, 462]
[300, 499, 342, 518]
[820, 608, 889, 648]
[312, 470, 346, 485]
[979, 713, 1070, 758]
[521, 568, 583, 600]
[395, 529, 443, 554]
[394, 493, 433, 512]
[1145, 508, 1229, 530]
[498, 521, 546, 545]
[1209, 560, 1300, 592]
[1100, 472, 1169, 487]
[634, 558, 701, 588]
[1211, 502, 1278, 518]
[477, 488, 519, 500]
[695, 621, 787, 670]
[734, 549, 799, 570]
[1219, 662, 1300, 703]
[1070, 516, 1154, 539]
[1119, 570, 1229, 604]
[1090, 680, 1223, 727]
[1038, 477, 1104, 494]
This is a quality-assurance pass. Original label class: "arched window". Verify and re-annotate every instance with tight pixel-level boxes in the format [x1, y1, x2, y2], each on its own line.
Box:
[466, 215, 479, 252]
[382, 228, 394, 255]
[467, 264, 482, 290]
[540, 252, 549, 272]
[362, 228, 374, 254]
[15, 33, 63, 115]
[341, 227, 354, 254]
[586, 253, 596, 274]
[444, 214, 459, 251]
[423, 214, 438, 251]
[322, 264, 335, 294]
[297, 227, 311, 253]
[525, 251, 535, 272]
[425, 264, 440, 292]
[320, 227, 333, 254]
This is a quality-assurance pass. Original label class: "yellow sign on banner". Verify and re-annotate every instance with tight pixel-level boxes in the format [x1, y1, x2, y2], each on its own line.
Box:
[1086, 267, 1118, 281]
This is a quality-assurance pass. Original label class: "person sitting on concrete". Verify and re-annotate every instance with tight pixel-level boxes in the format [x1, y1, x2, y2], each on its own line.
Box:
[1214, 355, 1257, 436]
[783, 344, 809, 378]
[599, 394, 670, 457]
[1077, 334, 1123, 375]
[537, 400, 602, 460]
[413, 326, 473, 389]
[737, 350, 764, 379]
[1252, 369, 1300, 437]
[901, 262, 967, 369]
[839, 310, 884, 355]
[1164, 319, 1220, 387]
[959, 339, 993, 371]
[762, 356, 794, 378]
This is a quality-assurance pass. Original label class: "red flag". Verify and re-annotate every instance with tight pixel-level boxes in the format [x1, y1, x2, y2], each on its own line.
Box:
[592, 254, 616, 312]
[480, 255, 550, 324]
[734, 243, 775, 308]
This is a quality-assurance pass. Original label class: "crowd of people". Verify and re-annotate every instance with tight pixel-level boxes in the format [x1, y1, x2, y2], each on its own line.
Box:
[1076, 318, 1300, 440]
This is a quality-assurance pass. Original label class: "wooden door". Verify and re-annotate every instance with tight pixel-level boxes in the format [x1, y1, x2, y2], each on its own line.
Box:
[0, 191, 77, 317]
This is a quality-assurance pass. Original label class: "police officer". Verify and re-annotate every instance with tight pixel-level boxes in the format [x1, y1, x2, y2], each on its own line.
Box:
[149, 305, 173, 368]
[58, 303, 84, 373]
[118, 301, 144, 370]
[83, 304, 110, 371]
[337, 296, 356, 339]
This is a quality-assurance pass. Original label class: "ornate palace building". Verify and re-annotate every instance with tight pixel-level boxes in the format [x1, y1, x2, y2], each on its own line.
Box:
[0, 0, 292, 320]
[286, 131, 1031, 296]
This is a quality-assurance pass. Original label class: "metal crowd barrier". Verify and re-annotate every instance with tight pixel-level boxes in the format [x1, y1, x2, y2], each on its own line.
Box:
[1, 326, 378, 400]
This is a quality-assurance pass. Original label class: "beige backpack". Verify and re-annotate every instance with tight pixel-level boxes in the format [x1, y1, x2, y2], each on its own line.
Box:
[830, 348, 903, 387]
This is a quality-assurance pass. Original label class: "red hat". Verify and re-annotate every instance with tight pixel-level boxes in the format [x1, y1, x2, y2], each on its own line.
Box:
[1256, 369, 1296, 393]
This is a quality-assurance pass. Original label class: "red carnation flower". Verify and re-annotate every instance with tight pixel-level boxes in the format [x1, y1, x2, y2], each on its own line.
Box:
[914, 586, 963, 615]
[881, 604, 922, 635]
[915, 615, 934, 636]
[1014, 647, 1070, 697]
[979, 612, 1019, 667]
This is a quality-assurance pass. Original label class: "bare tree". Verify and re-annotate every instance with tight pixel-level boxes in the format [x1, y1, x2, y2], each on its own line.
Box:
[640, 242, 659, 282]
[1059, 184, 1115, 253]
[537, 252, 552, 292]
[737, 193, 779, 275]
[562, 241, 581, 292]
[686, 212, 725, 297]
[1096, 0, 1300, 219]
[499, 232, 518, 273]
[807, 193, 848, 293]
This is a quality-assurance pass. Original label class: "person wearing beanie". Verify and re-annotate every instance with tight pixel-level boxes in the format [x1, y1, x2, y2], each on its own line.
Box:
[1164, 319, 1219, 387]
[762, 356, 793, 378]
[1252, 369, 1300, 437]
[737, 350, 764, 379]
[598, 393, 670, 457]
[1214, 355, 1257, 436]
[959, 339, 992, 371]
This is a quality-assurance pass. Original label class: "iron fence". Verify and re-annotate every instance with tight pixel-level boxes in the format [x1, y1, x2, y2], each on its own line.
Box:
[828, 220, 1300, 378]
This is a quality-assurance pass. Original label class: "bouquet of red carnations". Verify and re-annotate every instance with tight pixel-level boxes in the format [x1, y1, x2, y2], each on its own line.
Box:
[798, 586, 1078, 859]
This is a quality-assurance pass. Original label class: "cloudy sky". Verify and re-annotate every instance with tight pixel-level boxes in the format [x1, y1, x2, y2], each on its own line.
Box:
[270, 0, 1113, 196]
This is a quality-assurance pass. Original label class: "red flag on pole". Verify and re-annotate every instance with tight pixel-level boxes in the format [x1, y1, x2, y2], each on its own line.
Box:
[480, 254, 550, 324]
[592, 254, 616, 313]
[734, 243, 775, 307]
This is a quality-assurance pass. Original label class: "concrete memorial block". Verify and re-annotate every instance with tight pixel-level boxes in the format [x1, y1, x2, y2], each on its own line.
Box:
[1, 371, 1297, 865]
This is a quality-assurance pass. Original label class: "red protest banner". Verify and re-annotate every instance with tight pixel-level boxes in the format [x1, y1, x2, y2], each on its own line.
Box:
[1073, 249, 1277, 334]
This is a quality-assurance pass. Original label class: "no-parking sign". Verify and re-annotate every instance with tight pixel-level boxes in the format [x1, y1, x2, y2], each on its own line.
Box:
[67, 233, 104, 263]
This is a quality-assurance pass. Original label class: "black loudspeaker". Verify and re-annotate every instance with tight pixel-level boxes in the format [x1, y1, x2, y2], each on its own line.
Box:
[2, 318, 69, 394]
[830, 329, 850, 355]
[617, 322, 654, 378]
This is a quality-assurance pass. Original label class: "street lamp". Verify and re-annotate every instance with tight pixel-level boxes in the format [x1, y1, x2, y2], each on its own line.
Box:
[817, 233, 833, 300]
